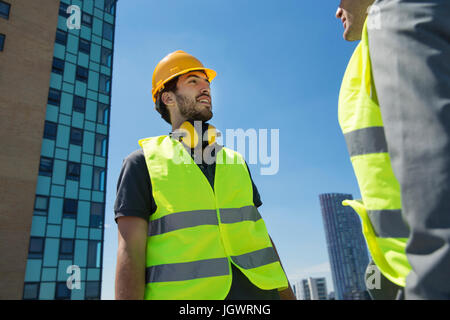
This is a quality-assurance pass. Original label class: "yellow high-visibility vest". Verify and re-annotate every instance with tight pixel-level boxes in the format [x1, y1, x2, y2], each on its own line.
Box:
[138, 135, 288, 299]
[338, 20, 412, 287]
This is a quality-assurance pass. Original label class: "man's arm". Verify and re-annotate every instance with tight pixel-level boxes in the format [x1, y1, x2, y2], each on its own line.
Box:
[270, 237, 296, 300]
[115, 216, 148, 300]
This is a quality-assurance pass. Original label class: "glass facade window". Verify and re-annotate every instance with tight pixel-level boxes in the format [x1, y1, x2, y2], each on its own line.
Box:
[0, 1, 10, 20]
[79, 38, 91, 54]
[73, 95, 86, 113]
[63, 199, 77, 218]
[85, 281, 100, 300]
[55, 29, 67, 46]
[59, 239, 74, 260]
[103, 22, 114, 41]
[95, 134, 107, 157]
[66, 162, 81, 181]
[44, 121, 57, 140]
[104, 0, 116, 15]
[99, 74, 111, 94]
[100, 47, 112, 67]
[28, 237, 44, 258]
[97, 103, 109, 125]
[47, 88, 61, 106]
[34, 195, 49, 214]
[82, 12, 92, 27]
[0, 33, 5, 51]
[87, 240, 100, 268]
[23, 283, 40, 300]
[52, 57, 65, 75]
[93, 167, 105, 191]
[39, 157, 53, 176]
[76, 66, 89, 82]
[90, 202, 104, 228]
[55, 282, 71, 300]
[70, 128, 83, 146]
[58, 2, 69, 18]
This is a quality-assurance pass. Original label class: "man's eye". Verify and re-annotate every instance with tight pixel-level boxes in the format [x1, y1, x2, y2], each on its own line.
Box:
[190, 79, 197, 83]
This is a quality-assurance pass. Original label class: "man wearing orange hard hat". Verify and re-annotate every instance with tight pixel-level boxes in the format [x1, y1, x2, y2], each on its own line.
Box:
[114, 50, 295, 300]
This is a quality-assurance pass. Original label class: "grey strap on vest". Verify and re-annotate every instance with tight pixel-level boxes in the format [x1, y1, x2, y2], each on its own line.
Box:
[344, 126, 388, 157]
[146, 257, 230, 283]
[231, 247, 279, 269]
[220, 206, 262, 224]
[149, 206, 262, 236]
[368, 209, 410, 238]
[146, 247, 279, 283]
[148, 209, 218, 236]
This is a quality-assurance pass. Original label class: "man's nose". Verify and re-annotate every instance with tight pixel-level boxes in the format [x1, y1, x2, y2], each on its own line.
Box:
[200, 82, 211, 95]
[336, 7, 343, 19]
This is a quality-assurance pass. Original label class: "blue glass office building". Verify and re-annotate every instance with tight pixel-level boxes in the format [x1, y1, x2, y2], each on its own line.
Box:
[22, 0, 117, 300]
[319, 193, 370, 300]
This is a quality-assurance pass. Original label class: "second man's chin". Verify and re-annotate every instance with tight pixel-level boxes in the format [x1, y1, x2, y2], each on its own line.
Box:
[343, 29, 363, 42]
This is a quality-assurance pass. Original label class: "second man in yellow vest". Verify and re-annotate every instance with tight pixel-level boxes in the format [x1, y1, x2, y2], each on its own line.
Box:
[336, 0, 450, 299]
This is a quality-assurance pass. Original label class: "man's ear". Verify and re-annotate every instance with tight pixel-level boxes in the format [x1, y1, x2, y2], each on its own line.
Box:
[161, 91, 176, 106]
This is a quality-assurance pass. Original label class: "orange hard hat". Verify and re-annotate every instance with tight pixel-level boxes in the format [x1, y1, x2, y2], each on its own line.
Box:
[151, 50, 217, 103]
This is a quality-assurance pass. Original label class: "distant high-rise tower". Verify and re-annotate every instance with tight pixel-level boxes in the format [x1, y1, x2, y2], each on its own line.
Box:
[295, 277, 328, 300]
[294, 279, 310, 300]
[0, 0, 117, 299]
[319, 193, 370, 300]
[308, 277, 328, 300]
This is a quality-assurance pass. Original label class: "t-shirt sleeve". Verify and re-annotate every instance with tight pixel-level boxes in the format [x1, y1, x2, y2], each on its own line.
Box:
[245, 162, 263, 208]
[114, 149, 155, 223]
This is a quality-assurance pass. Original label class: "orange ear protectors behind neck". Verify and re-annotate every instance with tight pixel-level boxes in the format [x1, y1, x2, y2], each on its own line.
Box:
[173, 121, 218, 149]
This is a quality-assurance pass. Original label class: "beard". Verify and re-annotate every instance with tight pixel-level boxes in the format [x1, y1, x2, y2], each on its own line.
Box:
[176, 93, 213, 122]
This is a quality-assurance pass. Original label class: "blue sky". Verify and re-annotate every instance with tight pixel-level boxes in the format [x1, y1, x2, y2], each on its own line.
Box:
[101, 0, 361, 299]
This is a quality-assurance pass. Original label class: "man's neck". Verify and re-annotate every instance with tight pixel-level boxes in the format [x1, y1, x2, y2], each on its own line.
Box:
[171, 119, 185, 132]
[172, 119, 206, 136]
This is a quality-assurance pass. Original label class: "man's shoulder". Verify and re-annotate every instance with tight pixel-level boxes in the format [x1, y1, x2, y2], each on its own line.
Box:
[123, 149, 145, 166]
[119, 149, 151, 182]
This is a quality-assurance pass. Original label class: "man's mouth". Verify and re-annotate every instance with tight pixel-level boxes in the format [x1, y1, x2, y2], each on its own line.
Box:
[197, 95, 211, 104]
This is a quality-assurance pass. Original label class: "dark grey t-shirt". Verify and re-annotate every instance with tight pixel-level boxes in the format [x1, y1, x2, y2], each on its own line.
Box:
[114, 147, 279, 300]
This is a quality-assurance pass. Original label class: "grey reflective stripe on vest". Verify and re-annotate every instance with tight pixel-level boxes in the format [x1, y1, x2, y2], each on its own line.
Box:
[367, 209, 410, 238]
[220, 206, 262, 224]
[344, 126, 388, 156]
[149, 210, 218, 236]
[231, 247, 279, 269]
[146, 257, 229, 283]
[145, 247, 279, 283]
[149, 206, 261, 236]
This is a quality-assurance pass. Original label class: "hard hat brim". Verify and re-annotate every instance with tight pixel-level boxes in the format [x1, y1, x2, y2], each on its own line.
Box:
[152, 67, 217, 103]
